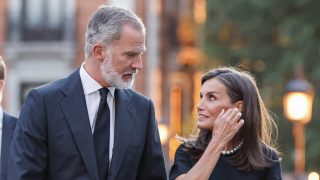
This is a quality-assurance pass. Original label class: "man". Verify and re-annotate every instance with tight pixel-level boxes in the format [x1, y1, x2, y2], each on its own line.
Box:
[8, 6, 167, 180]
[0, 56, 17, 180]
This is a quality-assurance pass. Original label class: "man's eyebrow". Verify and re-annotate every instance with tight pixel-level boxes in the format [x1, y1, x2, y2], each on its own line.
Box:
[126, 46, 146, 53]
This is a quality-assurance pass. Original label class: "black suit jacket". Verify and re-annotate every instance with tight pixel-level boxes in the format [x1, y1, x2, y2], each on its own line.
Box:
[8, 70, 167, 180]
[1, 113, 17, 180]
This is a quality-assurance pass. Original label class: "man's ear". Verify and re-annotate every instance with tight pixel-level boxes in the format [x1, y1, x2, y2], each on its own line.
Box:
[92, 43, 106, 62]
[234, 101, 244, 112]
[0, 80, 4, 103]
[0, 80, 4, 91]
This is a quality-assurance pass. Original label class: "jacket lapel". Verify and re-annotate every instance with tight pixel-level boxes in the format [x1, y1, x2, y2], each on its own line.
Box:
[59, 70, 99, 180]
[109, 89, 135, 178]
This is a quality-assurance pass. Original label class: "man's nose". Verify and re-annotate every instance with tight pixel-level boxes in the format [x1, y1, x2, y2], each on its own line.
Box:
[131, 55, 143, 70]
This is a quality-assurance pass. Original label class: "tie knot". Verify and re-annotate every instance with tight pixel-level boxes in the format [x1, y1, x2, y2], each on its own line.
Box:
[99, 88, 109, 99]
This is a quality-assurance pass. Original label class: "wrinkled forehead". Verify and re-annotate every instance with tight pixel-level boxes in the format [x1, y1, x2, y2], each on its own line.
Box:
[115, 25, 146, 47]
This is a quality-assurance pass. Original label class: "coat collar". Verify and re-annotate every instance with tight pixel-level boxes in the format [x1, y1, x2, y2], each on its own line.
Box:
[109, 88, 136, 178]
[59, 69, 100, 180]
[59, 69, 137, 179]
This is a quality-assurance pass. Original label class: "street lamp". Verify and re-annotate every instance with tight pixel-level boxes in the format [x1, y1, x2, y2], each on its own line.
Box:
[309, 172, 320, 180]
[283, 77, 314, 178]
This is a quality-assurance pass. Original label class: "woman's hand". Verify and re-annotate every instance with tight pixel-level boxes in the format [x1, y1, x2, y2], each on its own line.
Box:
[174, 108, 244, 180]
[211, 108, 244, 147]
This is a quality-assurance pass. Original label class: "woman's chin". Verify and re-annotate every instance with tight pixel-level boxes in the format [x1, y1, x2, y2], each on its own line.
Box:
[196, 122, 206, 129]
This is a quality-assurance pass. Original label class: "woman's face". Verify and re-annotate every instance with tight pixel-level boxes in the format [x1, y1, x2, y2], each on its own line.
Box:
[197, 77, 235, 130]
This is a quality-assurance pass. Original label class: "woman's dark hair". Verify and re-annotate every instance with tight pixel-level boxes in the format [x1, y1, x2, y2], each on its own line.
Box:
[180, 66, 280, 171]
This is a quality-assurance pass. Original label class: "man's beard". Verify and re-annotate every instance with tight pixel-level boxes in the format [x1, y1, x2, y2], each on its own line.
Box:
[100, 54, 136, 89]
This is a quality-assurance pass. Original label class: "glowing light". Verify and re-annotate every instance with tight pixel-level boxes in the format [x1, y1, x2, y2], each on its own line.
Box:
[169, 137, 180, 161]
[158, 124, 169, 145]
[194, 0, 206, 25]
[283, 92, 313, 124]
[308, 172, 319, 180]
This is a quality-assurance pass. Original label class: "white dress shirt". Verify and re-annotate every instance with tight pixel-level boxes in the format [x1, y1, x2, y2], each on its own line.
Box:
[79, 63, 115, 163]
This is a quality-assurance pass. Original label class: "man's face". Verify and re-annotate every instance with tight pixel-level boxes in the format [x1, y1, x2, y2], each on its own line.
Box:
[100, 24, 146, 88]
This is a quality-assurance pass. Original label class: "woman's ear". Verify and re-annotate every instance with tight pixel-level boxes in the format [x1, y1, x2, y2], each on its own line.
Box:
[235, 101, 244, 112]
[92, 43, 106, 62]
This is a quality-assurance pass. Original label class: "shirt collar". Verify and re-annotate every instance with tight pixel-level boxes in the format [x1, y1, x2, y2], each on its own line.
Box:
[79, 62, 115, 97]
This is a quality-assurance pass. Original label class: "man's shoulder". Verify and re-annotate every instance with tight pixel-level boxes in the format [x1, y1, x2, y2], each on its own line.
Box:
[119, 88, 151, 102]
[3, 112, 18, 123]
[35, 78, 67, 93]
[33, 70, 79, 95]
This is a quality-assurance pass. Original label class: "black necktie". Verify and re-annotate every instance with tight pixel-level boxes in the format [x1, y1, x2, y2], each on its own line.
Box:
[94, 88, 110, 180]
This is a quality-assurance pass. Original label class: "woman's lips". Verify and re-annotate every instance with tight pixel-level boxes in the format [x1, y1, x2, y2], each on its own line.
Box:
[198, 114, 209, 119]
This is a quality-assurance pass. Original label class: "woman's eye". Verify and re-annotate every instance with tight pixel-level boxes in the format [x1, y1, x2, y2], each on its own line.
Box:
[209, 96, 215, 101]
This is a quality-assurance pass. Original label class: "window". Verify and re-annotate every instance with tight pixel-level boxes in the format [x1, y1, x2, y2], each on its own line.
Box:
[7, 0, 75, 41]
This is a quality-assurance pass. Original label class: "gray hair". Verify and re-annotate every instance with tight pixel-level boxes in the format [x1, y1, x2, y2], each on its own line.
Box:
[85, 5, 146, 58]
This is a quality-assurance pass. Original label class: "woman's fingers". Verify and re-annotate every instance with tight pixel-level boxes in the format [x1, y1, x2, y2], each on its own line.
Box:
[216, 109, 225, 120]
[221, 108, 234, 119]
[235, 119, 244, 131]
[231, 112, 242, 124]
[218, 108, 240, 125]
[216, 108, 233, 124]
[214, 108, 231, 128]
[223, 119, 244, 142]
[213, 108, 243, 142]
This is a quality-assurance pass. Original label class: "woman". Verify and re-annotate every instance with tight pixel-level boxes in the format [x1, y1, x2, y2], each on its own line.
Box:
[169, 67, 282, 180]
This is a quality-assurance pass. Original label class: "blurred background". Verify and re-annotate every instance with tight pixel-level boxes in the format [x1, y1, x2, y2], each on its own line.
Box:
[0, 0, 319, 179]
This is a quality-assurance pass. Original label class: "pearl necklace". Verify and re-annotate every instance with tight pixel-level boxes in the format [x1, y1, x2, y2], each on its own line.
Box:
[221, 140, 243, 156]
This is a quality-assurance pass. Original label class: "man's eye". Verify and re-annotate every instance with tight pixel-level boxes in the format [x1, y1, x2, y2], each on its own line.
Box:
[127, 52, 139, 57]
[127, 53, 135, 57]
